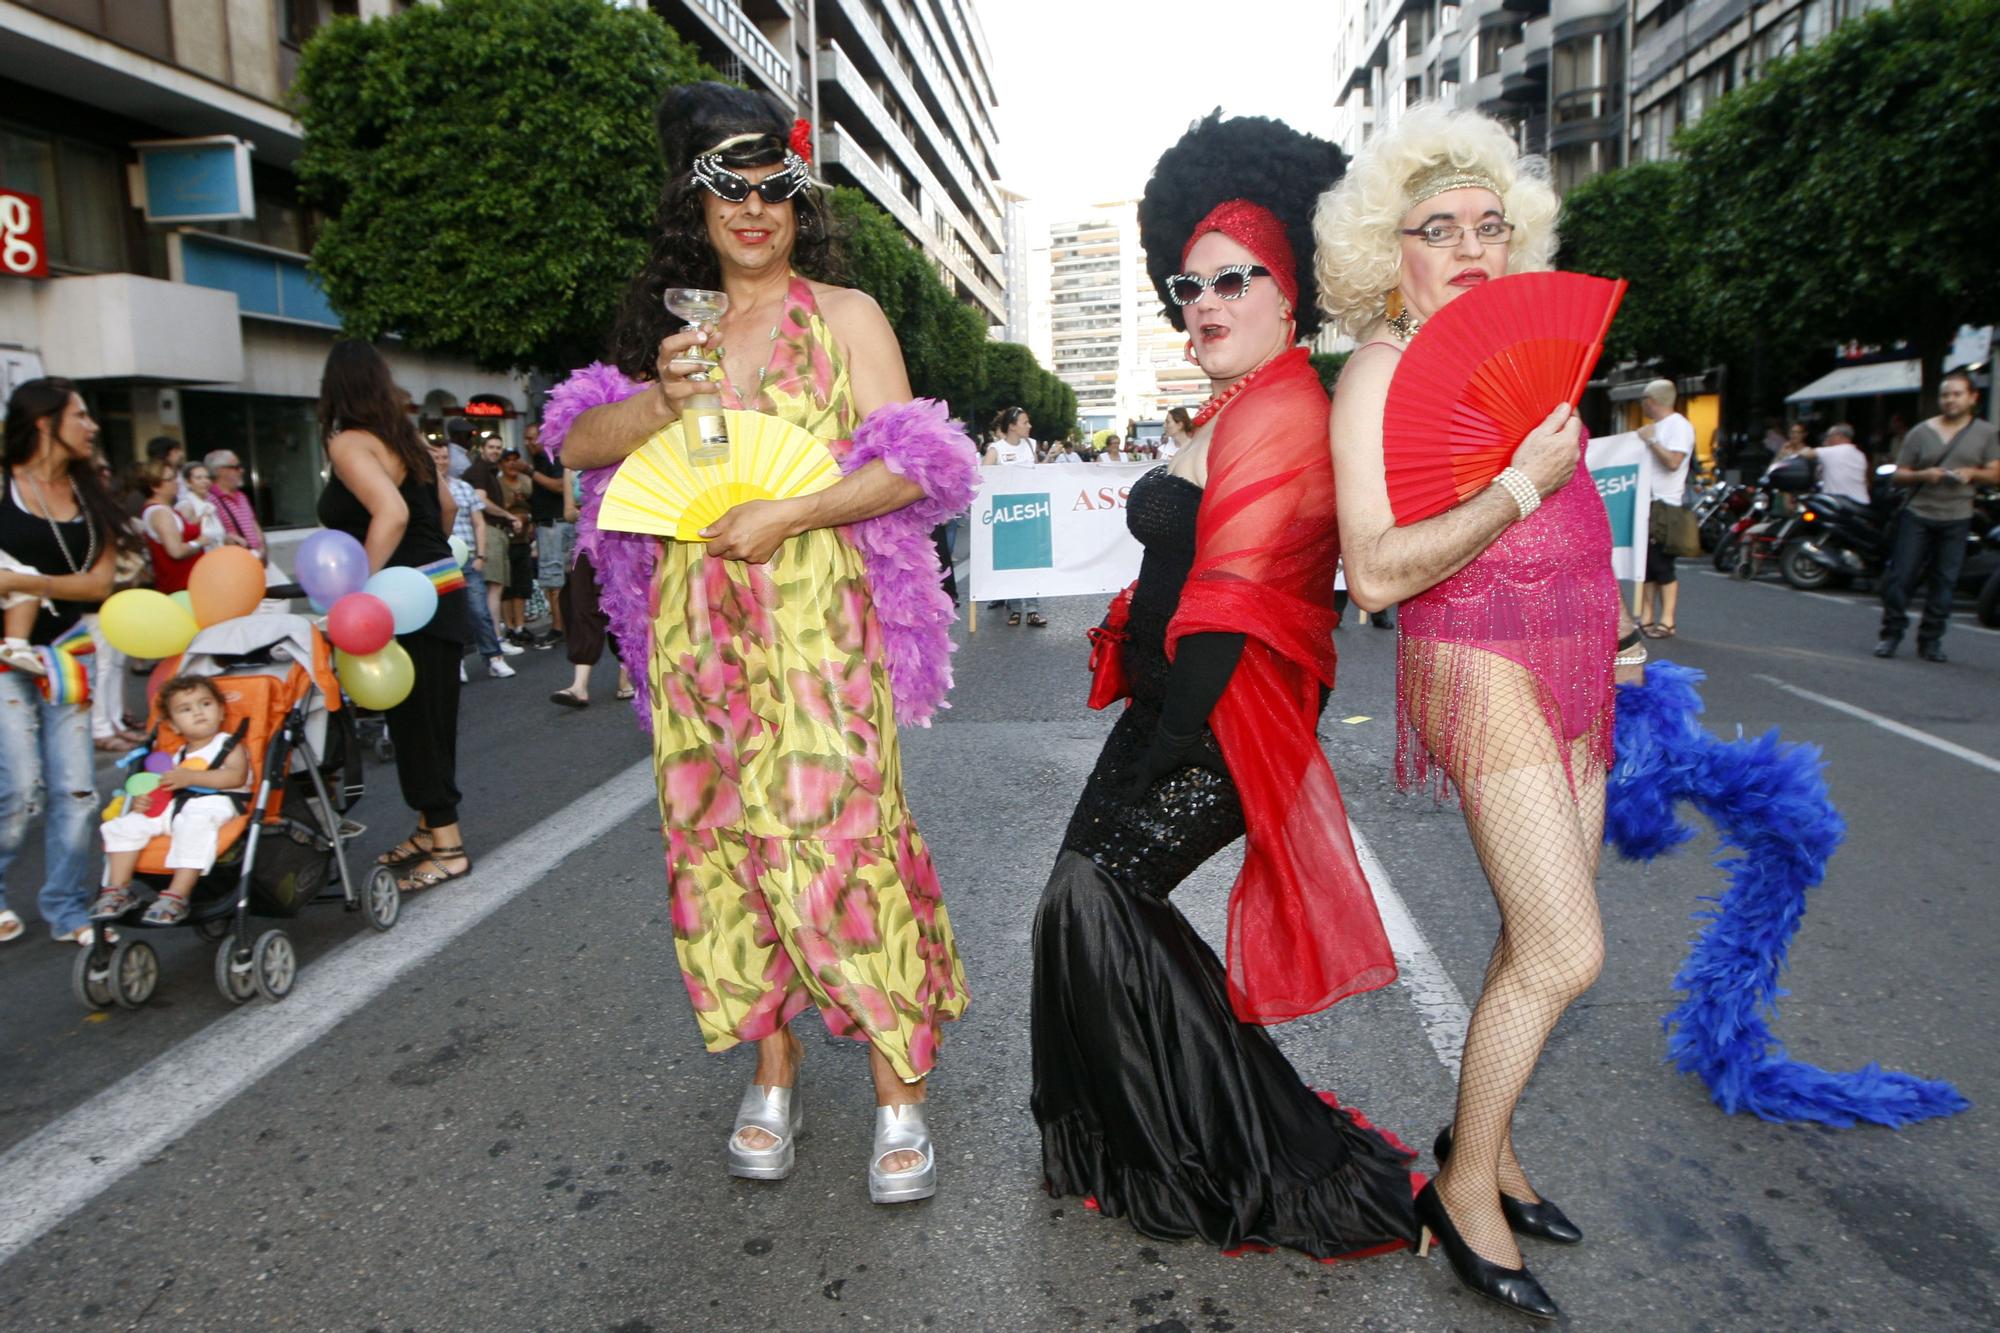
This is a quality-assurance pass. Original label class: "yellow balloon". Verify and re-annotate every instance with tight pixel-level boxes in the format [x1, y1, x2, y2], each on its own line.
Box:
[335, 642, 416, 711]
[99, 589, 198, 660]
[101, 796, 124, 821]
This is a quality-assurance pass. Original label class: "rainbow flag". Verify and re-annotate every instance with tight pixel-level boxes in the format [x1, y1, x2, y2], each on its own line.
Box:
[418, 555, 466, 597]
[33, 621, 94, 706]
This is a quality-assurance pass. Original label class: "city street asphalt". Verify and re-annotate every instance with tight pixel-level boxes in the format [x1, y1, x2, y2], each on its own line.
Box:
[0, 559, 1995, 1332]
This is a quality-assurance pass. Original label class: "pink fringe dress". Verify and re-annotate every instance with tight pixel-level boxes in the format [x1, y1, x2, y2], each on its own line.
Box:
[1395, 437, 1620, 805]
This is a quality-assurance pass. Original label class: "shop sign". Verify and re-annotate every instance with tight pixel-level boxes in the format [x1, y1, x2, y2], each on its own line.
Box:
[0, 190, 49, 279]
[133, 136, 255, 224]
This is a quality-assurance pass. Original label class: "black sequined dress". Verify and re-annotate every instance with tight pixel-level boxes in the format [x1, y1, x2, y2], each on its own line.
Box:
[1030, 467, 1418, 1258]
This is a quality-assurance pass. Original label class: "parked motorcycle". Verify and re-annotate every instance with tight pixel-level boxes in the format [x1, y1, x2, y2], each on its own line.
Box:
[1714, 457, 1811, 581]
[1691, 478, 1748, 554]
[1779, 466, 1901, 592]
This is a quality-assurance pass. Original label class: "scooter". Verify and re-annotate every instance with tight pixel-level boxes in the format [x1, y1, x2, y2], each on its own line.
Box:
[1779, 468, 1900, 591]
[1714, 458, 1811, 581]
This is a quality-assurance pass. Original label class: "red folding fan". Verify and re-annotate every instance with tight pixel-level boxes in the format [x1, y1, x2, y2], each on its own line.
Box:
[1381, 271, 1626, 526]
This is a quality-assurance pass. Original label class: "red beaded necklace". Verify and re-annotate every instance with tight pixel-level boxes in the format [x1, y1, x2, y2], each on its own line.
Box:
[1189, 354, 1280, 429]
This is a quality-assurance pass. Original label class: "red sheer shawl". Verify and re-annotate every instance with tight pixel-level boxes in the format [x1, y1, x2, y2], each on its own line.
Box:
[1165, 347, 1398, 1024]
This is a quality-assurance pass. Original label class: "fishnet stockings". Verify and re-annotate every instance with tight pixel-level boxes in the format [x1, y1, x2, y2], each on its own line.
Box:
[1420, 651, 1606, 1268]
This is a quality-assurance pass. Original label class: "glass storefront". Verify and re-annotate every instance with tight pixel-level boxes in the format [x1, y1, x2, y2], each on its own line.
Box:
[179, 392, 325, 530]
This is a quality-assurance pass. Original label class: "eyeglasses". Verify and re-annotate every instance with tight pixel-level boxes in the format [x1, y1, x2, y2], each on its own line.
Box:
[692, 153, 811, 205]
[1165, 264, 1271, 306]
[1399, 220, 1516, 248]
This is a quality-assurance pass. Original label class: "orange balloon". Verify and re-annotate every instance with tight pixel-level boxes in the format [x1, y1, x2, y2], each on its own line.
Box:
[145, 655, 183, 708]
[188, 546, 266, 626]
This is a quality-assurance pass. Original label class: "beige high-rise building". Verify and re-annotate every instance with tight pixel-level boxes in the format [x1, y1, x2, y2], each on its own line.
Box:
[1046, 201, 1203, 433]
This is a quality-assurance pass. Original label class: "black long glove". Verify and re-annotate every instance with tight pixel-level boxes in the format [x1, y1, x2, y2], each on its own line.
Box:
[1123, 631, 1246, 801]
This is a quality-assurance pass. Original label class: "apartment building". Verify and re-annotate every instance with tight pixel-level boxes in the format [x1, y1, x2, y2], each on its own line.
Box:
[1332, 0, 1628, 192]
[998, 186, 1050, 366]
[651, 0, 1005, 323]
[1333, 0, 1888, 192]
[0, 0, 523, 530]
[1045, 202, 1203, 432]
[1627, 0, 1888, 163]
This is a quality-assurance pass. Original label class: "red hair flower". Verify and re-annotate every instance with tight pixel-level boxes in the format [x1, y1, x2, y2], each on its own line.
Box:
[789, 118, 814, 165]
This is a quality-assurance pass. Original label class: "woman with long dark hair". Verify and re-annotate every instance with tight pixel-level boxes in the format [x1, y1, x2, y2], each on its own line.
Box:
[552, 82, 975, 1203]
[314, 340, 475, 894]
[0, 378, 122, 944]
[1031, 113, 1418, 1261]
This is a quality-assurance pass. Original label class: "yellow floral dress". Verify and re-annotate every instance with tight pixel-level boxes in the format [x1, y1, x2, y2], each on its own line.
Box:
[649, 275, 967, 1081]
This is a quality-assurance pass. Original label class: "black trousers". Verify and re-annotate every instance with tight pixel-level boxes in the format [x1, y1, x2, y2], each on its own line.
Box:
[932, 523, 959, 604]
[383, 631, 463, 827]
[1880, 511, 1970, 646]
[562, 551, 618, 668]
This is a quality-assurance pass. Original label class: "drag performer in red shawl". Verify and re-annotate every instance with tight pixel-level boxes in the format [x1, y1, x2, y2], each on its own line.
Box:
[1030, 113, 1418, 1260]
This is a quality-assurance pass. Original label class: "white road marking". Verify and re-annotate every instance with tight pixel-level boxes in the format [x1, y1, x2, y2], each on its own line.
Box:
[1350, 822, 1470, 1080]
[1693, 567, 1998, 634]
[0, 758, 658, 1270]
[1753, 675, 2000, 776]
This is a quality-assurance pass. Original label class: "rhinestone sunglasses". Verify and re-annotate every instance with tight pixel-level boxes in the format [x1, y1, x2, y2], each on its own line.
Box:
[692, 152, 812, 205]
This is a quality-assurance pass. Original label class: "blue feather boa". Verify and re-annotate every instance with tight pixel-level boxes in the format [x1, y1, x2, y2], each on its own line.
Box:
[1605, 662, 1969, 1127]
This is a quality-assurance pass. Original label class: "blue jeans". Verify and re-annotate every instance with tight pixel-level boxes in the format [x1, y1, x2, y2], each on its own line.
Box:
[0, 671, 97, 935]
[461, 560, 503, 660]
[1880, 512, 1970, 646]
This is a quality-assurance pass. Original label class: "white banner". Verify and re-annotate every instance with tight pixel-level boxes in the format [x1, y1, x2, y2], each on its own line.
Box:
[1584, 431, 1653, 582]
[968, 442, 1650, 602]
[968, 462, 1154, 602]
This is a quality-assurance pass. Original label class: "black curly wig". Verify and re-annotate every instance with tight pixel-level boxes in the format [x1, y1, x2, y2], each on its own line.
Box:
[607, 82, 836, 381]
[1136, 111, 1345, 344]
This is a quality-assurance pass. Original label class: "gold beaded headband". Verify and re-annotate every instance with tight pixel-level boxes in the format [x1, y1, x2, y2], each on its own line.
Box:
[1405, 163, 1502, 209]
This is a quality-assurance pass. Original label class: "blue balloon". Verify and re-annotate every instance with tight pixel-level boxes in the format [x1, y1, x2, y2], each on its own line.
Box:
[295, 530, 370, 607]
[362, 566, 439, 635]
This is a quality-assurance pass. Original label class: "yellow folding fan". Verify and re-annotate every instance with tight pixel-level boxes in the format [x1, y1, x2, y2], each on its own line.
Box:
[597, 410, 840, 542]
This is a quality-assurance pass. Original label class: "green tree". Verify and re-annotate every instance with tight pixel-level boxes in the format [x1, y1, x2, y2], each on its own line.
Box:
[292, 0, 709, 372]
[1674, 0, 2000, 412]
[1309, 351, 1350, 396]
[1557, 160, 1708, 373]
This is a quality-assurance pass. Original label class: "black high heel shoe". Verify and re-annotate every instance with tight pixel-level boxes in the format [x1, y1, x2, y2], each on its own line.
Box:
[1414, 1181, 1561, 1322]
[1434, 1126, 1584, 1245]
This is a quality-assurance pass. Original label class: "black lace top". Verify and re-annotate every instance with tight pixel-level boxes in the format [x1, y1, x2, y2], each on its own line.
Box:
[1121, 467, 1204, 706]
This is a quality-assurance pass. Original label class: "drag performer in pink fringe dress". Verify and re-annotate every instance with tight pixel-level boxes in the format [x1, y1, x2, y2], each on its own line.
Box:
[1317, 104, 1639, 1321]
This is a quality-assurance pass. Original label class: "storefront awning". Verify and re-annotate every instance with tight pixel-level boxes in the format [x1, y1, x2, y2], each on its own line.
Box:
[1786, 360, 1919, 404]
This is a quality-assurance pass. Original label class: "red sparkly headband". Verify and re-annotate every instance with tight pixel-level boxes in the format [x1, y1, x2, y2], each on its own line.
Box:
[1181, 199, 1297, 309]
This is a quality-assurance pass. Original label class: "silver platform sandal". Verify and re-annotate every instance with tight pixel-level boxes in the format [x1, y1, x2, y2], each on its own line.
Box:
[867, 1103, 938, 1204]
[726, 1084, 801, 1180]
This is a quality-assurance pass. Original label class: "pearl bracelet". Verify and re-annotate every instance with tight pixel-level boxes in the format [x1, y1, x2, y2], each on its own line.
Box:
[1493, 466, 1541, 521]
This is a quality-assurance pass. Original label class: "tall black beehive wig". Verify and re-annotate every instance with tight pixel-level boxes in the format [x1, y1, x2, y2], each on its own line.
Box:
[1136, 111, 1346, 343]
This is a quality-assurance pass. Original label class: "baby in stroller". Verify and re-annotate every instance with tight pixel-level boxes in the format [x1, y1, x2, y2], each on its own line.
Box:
[90, 675, 251, 925]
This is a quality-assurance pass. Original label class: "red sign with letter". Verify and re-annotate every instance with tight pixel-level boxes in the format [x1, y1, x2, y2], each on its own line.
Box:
[0, 190, 49, 279]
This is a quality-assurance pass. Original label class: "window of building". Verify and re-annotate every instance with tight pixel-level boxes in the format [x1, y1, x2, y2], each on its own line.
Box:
[0, 124, 128, 273]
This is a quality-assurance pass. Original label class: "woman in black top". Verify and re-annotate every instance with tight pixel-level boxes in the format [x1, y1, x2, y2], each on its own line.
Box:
[314, 341, 475, 893]
[0, 379, 121, 944]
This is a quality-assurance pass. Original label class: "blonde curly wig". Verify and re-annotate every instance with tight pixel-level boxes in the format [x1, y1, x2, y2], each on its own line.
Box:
[1312, 104, 1561, 337]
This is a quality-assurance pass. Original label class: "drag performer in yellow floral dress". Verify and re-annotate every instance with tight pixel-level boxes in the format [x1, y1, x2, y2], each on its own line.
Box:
[546, 84, 975, 1204]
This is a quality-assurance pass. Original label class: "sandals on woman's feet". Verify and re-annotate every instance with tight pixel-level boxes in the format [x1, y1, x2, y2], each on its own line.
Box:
[141, 892, 190, 926]
[377, 828, 433, 867]
[549, 688, 588, 709]
[0, 909, 22, 943]
[398, 846, 472, 893]
[1643, 623, 1676, 639]
[91, 886, 141, 920]
[1007, 612, 1022, 626]
[615, 683, 636, 701]
[1026, 613, 1048, 628]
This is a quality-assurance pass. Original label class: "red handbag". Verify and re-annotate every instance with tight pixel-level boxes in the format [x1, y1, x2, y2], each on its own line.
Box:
[1085, 583, 1136, 710]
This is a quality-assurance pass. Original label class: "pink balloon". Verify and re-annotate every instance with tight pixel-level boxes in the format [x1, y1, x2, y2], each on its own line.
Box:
[143, 750, 174, 774]
[326, 592, 395, 656]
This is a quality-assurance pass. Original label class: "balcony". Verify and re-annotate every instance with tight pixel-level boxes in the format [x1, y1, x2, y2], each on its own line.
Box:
[818, 40, 1002, 288]
[677, 0, 797, 99]
[170, 231, 338, 329]
[33, 272, 243, 383]
[1465, 69, 1509, 113]
[1631, 0, 1748, 90]
[1551, 0, 1624, 33]
[818, 122, 1001, 320]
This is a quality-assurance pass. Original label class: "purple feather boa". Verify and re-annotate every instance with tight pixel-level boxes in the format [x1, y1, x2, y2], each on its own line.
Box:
[538, 363, 976, 730]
